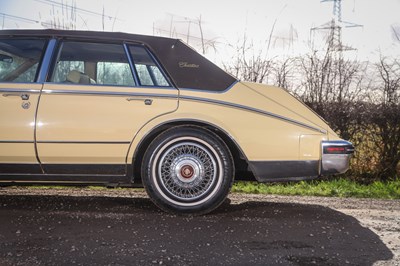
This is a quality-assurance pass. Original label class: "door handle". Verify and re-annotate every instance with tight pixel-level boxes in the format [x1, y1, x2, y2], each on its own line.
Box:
[126, 98, 153, 105]
[2, 93, 30, 100]
[144, 99, 153, 105]
[21, 94, 30, 100]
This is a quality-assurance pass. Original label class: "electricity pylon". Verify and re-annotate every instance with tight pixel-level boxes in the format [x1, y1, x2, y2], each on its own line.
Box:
[311, 0, 362, 52]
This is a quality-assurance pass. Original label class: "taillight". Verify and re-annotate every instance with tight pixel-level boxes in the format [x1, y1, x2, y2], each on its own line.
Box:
[327, 147, 346, 153]
[323, 145, 354, 154]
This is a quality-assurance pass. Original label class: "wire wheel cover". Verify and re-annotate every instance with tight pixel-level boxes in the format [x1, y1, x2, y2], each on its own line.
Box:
[158, 141, 217, 201]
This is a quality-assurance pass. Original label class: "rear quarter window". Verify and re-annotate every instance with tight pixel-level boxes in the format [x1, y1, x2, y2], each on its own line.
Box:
[129, 45, 170, 87]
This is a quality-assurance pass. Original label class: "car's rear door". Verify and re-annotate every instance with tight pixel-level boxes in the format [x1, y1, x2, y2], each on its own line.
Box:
[36, 40, 178, 178]
[0, 38, 47, 175]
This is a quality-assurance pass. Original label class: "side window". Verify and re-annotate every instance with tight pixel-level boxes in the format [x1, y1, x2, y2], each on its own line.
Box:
[51, 41, 135, 86]
[129, 45, 170, 87]
[52, 61, 84, 83]
[0, 39, 46, 83]
[97, 62, 133, 86]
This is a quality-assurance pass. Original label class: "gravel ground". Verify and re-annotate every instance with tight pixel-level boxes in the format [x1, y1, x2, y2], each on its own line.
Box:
[231, 193, 400, 266]
[0, 186, 399, 265]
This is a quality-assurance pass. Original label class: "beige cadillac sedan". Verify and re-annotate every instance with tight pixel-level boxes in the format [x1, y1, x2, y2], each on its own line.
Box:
[0, 29, 354, 214]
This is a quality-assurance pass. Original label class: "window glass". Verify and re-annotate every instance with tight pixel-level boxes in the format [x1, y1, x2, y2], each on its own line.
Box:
[52, 61, 84, 83]
[97, 62, 133, 86]
[129, 45, 170, 87]
[135, 64, 154, 86]
[0, 39, 46, 83]
[150, 65, 170, 86]
[51, 41, 135, 86]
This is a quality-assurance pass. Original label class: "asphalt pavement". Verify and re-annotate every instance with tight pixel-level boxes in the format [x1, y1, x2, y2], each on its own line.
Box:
[0, 191, 394, 265]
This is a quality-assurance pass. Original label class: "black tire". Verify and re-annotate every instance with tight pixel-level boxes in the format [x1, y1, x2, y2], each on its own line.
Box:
[141, 126, 234, 215]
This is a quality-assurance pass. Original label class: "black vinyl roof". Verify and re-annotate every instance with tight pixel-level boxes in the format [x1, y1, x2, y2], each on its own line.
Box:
[0, 29, 237, 91]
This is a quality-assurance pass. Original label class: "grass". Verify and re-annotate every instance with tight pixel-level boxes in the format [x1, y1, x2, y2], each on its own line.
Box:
[232, 178, 400, 199]
[7, 178, 400, 200]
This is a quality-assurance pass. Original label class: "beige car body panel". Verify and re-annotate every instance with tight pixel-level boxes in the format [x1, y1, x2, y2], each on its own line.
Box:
[1, 82, 335, 169]
[37, 84, 178, 168]
[127, 82, 331, 164]
[0, 83, 41, 164]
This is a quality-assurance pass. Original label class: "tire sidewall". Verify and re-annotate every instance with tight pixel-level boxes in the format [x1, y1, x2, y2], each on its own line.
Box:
[141, 126, 234, 214]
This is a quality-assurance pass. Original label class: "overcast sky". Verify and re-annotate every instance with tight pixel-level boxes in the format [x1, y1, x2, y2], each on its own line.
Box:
[1, 0, 399, 64]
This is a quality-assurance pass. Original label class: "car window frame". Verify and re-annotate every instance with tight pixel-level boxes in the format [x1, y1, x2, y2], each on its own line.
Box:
[125, 43, 174, 89]
[0, 37, 49, 84]
[45, 38, 176, 89]
[47, 39, 137, 88]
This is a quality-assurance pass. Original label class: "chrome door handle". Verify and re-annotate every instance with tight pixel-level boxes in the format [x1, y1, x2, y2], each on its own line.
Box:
[21, 93, 30, 100]
[126, 98, 153, 105]
[2, 93, 30, 100]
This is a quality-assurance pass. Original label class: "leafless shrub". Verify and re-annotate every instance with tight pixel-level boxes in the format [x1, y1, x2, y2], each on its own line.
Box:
[366, 57, 400, 179]
[297, 46, 367, 141]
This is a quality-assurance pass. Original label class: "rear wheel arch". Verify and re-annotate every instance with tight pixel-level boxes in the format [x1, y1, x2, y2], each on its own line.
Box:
[131, 120, 252, 184]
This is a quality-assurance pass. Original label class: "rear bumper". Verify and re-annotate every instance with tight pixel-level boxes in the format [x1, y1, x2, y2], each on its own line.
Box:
[248, 140, 354, 182]
[321, 140, 354, 175]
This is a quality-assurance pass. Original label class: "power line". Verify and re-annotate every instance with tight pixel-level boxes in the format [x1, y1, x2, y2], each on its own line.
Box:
[33, 0, 122, 21]
[0, 13, 40, 24]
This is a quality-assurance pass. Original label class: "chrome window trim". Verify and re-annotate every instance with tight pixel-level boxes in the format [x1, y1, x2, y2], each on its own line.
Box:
[37, 141, 131, 144]
[37, 39, 57, 83]
[0, 88, 40, 94]
[0, 140, 35, 143]
[123, 43, 140, 86]
[0, 82, 44, 86]
[41, 89, 178, 99]
[42, 81, 176, 90]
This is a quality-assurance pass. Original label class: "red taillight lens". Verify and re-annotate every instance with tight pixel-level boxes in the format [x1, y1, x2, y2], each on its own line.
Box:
[327, 147, 346, 153]
[323, 146, 352, 154]
[322, 141, 354, 155]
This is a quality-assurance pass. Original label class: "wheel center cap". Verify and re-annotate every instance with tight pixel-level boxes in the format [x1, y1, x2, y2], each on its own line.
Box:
[180, 165, 194, 178]
[173, 157, 202, 183]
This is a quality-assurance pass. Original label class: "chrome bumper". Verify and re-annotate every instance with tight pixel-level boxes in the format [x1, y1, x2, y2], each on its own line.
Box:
[321, 140, 354, 175]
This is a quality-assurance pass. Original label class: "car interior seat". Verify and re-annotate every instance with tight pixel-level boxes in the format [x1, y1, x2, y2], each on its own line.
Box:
[66, 70, 96, 84]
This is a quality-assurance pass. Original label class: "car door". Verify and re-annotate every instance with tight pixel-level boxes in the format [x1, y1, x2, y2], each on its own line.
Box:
[36, 40, 178, 177]
[0, 38, 47, 175]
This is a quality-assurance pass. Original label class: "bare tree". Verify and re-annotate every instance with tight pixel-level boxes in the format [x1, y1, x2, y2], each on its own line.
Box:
[273, 57, 295, 90]
[223, 34, 274, 84]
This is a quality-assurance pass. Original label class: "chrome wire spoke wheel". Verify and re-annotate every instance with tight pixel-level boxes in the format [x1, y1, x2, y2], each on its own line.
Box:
[152, 137, 223, 206]
[158, 141, 217, 201]
[142, 126, 234, 214]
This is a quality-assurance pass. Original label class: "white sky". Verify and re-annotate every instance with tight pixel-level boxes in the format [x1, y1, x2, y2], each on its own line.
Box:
[1, 0, 399, 64]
